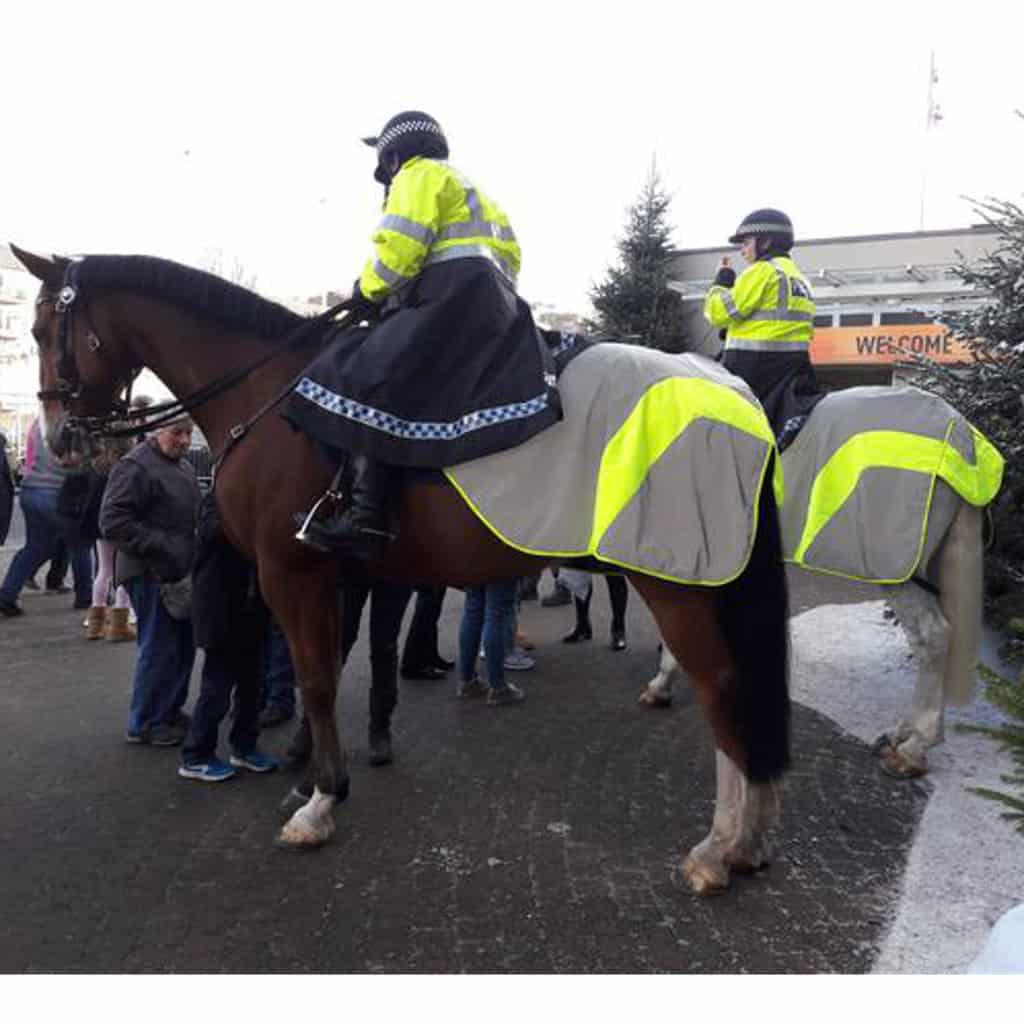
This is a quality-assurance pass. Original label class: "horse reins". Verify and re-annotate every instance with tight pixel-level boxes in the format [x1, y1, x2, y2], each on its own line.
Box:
[39, 259, 361, 474]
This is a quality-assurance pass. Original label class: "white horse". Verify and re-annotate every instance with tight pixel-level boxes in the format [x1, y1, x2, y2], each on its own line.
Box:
[639, 393, 993, 781]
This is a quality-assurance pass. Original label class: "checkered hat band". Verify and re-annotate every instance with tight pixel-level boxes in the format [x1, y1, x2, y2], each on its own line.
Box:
[736, 220, 792, 236]
[377, 118, 444, 154]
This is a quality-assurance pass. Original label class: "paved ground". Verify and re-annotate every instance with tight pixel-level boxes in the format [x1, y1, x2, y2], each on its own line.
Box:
[0, 506, 1009, 974]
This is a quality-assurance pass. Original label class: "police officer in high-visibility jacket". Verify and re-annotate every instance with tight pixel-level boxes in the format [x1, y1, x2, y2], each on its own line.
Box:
[288, 111, 562, 558]
[704, 209, 823, 450]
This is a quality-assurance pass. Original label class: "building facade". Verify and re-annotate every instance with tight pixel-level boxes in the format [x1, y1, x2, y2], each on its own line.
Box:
[668, 225, 997, 388]
[0, 243, 41, 454]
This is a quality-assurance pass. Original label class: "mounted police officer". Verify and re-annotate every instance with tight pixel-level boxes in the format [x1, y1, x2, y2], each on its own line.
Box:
[704, 209, 823, 450]
[288, 111, 562, 558]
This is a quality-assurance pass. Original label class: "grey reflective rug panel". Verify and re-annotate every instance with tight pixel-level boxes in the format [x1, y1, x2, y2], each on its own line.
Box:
[780, 386, 971, 581]
[445, 344, 772, 585]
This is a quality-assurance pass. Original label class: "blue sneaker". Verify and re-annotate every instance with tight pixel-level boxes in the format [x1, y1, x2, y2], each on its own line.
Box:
[178, 758, 236, 782]
[230, 749, 280, 773]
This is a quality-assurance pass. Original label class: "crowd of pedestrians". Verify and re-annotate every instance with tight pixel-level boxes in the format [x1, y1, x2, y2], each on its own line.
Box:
[1, 414, 632, 788]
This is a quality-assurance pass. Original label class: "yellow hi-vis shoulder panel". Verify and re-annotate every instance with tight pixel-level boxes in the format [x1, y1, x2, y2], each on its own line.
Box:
[704, 257, 815, 352]
[792, 424, 1004, 577]
[359, 157, 521, 302]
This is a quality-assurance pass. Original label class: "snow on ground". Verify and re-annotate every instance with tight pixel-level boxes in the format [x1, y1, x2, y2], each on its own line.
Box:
[790, 600, 1022, 973]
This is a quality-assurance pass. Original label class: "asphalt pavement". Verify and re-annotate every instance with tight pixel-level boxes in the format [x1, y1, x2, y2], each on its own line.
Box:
[0, 505, 985, 973]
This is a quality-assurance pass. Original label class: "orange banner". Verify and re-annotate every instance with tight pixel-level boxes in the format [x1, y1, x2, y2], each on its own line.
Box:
[811, 325, 972, 366]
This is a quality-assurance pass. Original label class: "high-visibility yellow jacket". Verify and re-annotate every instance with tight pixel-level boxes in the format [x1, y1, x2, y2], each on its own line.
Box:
[358, 156, 521, 303]
[703, 256, 815, 352]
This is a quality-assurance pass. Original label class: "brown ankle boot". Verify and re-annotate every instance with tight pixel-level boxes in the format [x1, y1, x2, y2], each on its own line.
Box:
[104, 607, 136, 643]
[85, 606, 107, 641]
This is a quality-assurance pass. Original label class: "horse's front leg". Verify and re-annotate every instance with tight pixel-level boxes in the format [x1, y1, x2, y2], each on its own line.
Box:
[266, 571, 348, 849]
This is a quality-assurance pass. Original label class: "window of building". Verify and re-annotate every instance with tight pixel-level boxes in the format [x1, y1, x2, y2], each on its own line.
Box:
[879, 312, 933, 326]
[813, 314, 834, 328]
[839, 313, 873, 327]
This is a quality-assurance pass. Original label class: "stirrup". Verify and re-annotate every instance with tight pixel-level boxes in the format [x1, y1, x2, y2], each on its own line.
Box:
[293, 460, 348, 549]
[294, 490, 342, 549]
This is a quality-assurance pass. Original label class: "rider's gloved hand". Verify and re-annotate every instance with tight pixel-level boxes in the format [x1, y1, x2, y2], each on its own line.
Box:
[349, 280, 381, 323]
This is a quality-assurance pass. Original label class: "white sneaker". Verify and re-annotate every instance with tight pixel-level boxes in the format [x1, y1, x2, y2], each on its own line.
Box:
[503, 649, 535, 671]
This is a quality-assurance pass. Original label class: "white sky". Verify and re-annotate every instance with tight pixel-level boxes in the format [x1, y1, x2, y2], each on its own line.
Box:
[3, 0, 1022, 313]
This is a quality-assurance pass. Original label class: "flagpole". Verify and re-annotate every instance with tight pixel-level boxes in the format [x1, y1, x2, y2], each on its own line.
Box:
[919, 50, 942, 231]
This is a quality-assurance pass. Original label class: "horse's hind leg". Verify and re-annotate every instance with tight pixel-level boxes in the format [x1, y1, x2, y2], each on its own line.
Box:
[637, 640, 680, 707]
[629, 577, 781, 895]
[876, 583, 949, 778]
[265, 571, 349, 849]
[684, 750, 782, 891]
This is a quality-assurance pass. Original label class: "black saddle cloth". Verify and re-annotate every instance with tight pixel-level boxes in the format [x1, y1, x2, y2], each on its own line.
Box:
[284, 259, 567, 469]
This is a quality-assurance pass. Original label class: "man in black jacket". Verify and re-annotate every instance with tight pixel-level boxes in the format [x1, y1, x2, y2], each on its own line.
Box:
[99, 417, 200, 746]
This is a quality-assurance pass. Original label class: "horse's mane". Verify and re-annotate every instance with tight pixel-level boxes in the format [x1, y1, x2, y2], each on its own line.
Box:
[77, 254, 306, 340]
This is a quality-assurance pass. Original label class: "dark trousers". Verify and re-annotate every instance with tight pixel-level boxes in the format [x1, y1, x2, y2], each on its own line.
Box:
[262, 618, 297, 716]
[182, 639, 265, 764]
[340, 577, 413, 733]
[400, 585, 448, 671]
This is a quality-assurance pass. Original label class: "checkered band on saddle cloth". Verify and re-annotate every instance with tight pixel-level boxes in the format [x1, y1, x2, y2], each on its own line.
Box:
[444, 343, 778, 586]
[779, 386, 1004, 583]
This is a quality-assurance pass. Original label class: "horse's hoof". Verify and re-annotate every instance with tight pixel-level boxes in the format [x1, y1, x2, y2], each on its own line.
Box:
[638, 688, 672, 708]
[681, 854, 730, 896]
[878, 746, 928, 780]
[275, 817, 336, 850]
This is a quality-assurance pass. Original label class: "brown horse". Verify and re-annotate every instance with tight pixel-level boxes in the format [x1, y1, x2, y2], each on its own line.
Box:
[14, 246, 790, 895]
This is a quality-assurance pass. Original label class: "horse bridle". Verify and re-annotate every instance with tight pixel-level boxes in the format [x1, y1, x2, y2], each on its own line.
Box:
[35, 261, 145, 454]
[37, 258, 361, 473]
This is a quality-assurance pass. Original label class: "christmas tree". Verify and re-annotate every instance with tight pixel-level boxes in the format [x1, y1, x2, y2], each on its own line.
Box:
[588, 162, 688, 352]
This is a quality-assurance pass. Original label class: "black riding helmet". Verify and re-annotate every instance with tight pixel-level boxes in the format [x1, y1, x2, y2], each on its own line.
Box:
[728, 208, 795, 254]
[362, 111, 449, 185]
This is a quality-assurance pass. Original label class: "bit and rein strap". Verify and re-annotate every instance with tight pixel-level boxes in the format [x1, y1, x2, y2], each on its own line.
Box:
[39, 260, 359, 475]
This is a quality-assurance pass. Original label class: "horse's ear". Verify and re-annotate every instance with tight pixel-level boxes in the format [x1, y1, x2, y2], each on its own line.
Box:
[8, 243, 66, 286]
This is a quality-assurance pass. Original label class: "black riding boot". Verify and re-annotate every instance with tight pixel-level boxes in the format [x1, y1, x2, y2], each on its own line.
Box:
[562, 594, 593, 643]
[368, 660, 398, 767]
[296, 454, 398, 559]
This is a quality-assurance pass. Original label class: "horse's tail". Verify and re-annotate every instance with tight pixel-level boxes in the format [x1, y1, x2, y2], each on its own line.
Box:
[718, 456, 791, 782]
[938, 500, 984, 706]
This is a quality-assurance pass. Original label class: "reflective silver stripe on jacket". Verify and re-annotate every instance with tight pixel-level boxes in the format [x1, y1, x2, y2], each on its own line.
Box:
[770, 259, 790, 310]
[437, 221, 518, 243]
[724, 337, 810, 352]
[423, 243, 517, 284]
[443, 169, 518, 244]
[720, 289, 741, 319]
[380, 214, 436, 247]
[372, 258, 412, 288]
[747, 309, 814, 323]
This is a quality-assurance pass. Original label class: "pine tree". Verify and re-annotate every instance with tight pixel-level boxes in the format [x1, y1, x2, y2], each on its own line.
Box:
[588, 162, 688, 352]
[907, 184, 1024, 832]
[905, 195, 1024, 634]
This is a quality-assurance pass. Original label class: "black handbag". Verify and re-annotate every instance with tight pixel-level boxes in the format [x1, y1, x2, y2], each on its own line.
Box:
[55, 467, 106, 544]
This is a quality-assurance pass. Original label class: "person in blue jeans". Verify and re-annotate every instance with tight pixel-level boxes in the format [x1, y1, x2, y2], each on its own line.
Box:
[0, 420, 92, 617]
[260, 619, 297, 728]
[457, 579, 526, 707]
[99, 418, 199, 745]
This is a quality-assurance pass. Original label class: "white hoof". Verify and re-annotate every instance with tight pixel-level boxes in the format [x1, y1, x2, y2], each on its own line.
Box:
[638, 687, 672, 708]
[275, 789, 337, 849]
[682, 851, 730, 895]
